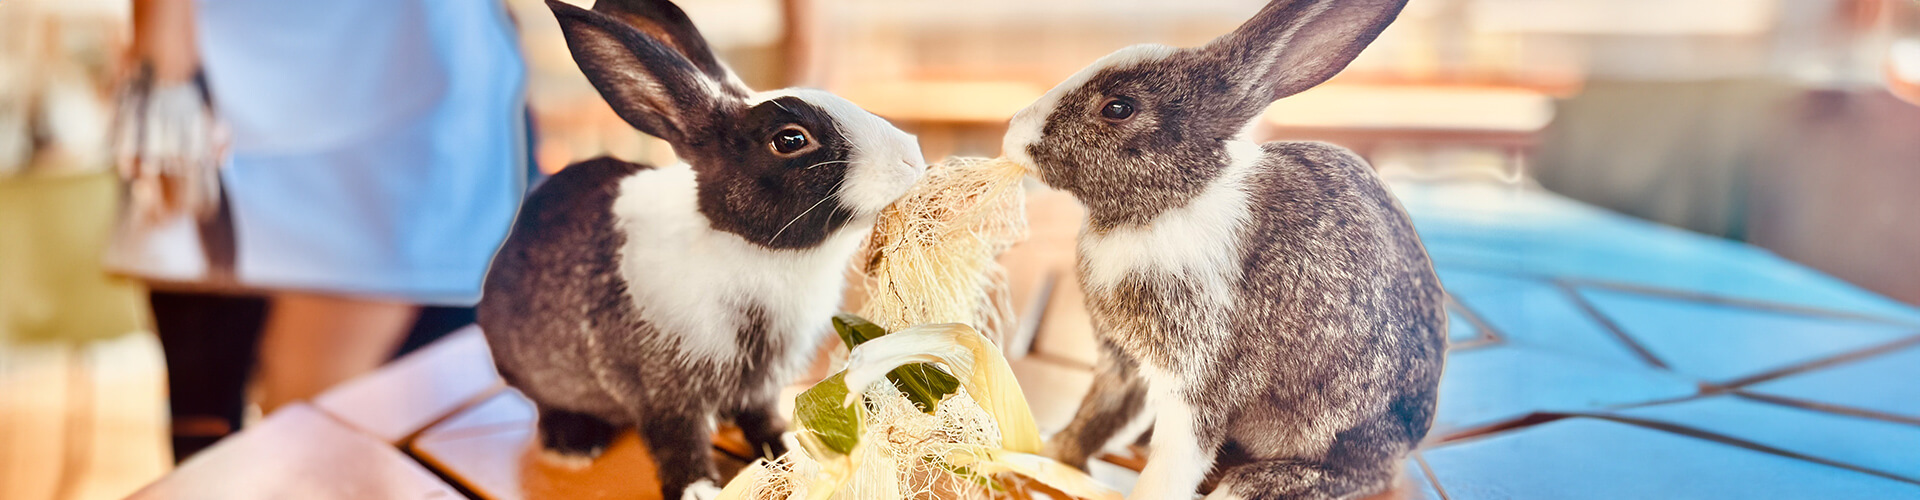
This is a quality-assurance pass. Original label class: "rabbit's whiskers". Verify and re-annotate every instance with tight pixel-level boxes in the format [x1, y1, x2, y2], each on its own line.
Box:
[769, 176, 848, 245]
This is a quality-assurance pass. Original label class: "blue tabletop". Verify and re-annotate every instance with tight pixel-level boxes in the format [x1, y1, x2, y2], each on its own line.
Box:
[1399, 181, 1920, 497]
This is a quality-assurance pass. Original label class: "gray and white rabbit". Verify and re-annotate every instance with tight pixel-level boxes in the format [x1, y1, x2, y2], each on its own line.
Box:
[477, 1, 925, 498]
[1001, 1, 1442, 499]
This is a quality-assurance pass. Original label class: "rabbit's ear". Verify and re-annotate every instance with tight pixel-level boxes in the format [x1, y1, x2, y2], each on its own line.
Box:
[550, 0, 738, 144]
[1207, 0, 1406, 102]
[589, 0, 749, 96]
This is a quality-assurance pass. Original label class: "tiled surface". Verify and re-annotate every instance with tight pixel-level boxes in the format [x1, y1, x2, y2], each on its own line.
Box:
[131, 182, 1920, 499]
[1433, 346, 1697, 435]
[1403, 457, 1444, 500]
[1743, 343, 1920, 421]
[128, 404, 464, 500]
[314, 326, 505, 443]
[408, 389, 752, 500]
[1421, 418, 1920, 499]
[1579, 288, 1917, 383]
[1441, 269, 1647, 367]
[1400, 182, 1920, 498]
[1613, 395, 1920, 481]
[1444, 308, 1481, 343]
[1397, 182, 1920, 324]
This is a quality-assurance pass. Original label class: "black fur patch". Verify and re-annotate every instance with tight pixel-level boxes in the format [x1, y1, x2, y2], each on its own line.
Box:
[590, 0, 747, 97]
[638, 411, 719, 493]
[479, 158, 644, 356]
[538, 408, 619, 458]
[681, 96, 861, 249]
[550, 1, 729, 144]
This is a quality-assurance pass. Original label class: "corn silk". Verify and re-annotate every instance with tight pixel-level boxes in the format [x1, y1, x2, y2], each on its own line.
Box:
[857, 156, 1028, 345]
[716, 158, 1118, 500]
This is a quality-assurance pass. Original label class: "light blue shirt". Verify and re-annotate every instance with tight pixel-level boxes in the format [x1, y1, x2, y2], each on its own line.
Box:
[196, 0, 527, 304]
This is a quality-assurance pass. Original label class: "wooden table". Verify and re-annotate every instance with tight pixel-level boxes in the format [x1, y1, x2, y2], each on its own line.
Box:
[123, 327, 758, 500]
[123, 188, 1438, 499]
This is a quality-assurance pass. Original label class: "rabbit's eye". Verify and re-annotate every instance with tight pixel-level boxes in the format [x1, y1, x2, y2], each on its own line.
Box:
[770, 127, 812, 155]
[1100, 98, 1135, 121]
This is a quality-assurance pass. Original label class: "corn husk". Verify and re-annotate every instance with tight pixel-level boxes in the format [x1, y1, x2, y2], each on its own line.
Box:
[858, 157, 1029, 344]
[716, 158, 1112, 500]
[841, 323, 1040, 454]
[718, 322, 1119, 500]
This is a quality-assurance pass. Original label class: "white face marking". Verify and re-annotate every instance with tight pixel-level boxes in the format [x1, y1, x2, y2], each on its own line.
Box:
[1132, 364, 1215, 500]
[610, 165, 850, 371]
[751, 88, 926, 214]
[1002, 44, 1180, 175]
[1079, 140, 1262, 297]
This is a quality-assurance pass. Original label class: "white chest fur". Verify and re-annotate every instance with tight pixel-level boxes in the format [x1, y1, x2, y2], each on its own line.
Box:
[1076, 141, 1263, 377]
[609, 165, 860, 366]
[1078, 140, 1262, 297]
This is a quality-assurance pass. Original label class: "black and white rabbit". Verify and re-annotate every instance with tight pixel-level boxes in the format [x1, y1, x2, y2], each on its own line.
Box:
[1002, 1, 1442, 499]
[477, 1, 925, 498]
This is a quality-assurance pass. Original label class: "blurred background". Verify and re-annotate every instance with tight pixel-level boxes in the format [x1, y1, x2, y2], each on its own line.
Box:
[515, 0, 1920, 305]
[2, 0, 1918, 498]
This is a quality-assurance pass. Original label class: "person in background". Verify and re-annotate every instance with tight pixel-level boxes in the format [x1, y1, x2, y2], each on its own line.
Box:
[0, 0, 146, 346]
[114, 0, 527, 460]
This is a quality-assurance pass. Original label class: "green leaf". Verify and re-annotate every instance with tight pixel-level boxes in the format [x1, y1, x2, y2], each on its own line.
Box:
[832, 313, 890, 348]
[794, 371, 859, 456]
[831, 313, 962, 414]
[892, 362, 962, 414]
[928, 458, 1000, 492]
